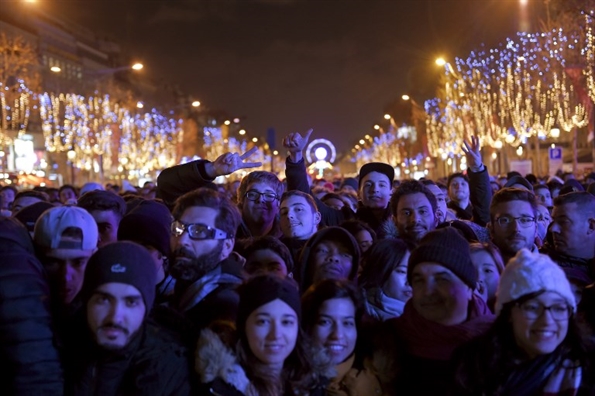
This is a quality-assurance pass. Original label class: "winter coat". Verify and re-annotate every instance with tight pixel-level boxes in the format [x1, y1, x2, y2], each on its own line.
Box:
[0, 216, 64, 396]
[326, 354, 384, 396]
[65, 320, 191, 396]
[152, 255, 245, 347]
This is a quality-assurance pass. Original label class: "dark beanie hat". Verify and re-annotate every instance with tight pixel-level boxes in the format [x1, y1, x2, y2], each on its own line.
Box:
[407, 227, 477, 289]
[504, 175, 534, 191]
[358, 162, 395, 186]
[340, 177, 358, 191]
[237, 275, 301, 331]
[13, 201, 55, 233]
[117, 200, 172, 257]
[81, 241, 157, 311]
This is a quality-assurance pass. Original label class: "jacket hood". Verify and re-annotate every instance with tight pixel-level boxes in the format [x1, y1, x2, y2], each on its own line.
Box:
[195, 328, 250, 394]
[298, 226, 361, 290]
[0, 216, 35, 255]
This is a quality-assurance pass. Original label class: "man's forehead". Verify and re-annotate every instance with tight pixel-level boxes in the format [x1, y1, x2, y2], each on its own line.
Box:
[45, 249, 94, 261]
[281, 196, 309, 207]
[412, 262, 455, 277]
[361, 171, 390, 184]
[247, 182, 276, 192]
[398, 193, 431, 208]
[94, 282, 143, 297]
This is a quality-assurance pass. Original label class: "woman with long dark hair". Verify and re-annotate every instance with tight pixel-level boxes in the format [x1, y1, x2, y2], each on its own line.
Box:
[453, 249, 593, 395]
[195, 275, 331, 395]
[302, 279, 384, 395]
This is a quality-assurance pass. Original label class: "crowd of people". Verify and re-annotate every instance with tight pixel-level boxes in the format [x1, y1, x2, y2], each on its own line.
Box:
[1, 129, 595, 395]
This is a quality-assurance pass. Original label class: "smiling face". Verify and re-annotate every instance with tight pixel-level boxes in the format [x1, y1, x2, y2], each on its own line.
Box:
[87, 282, 146, 350]
[511, 291, 570, 359]
[311, 240, 354, 283]
[241, 182, 280, 227]
[311, 297, 357, 365]
[245, 298, 298, 369]
[410, 262, 473, 325]
[359, 171, 391, 209]
[279, 195, 320, 240]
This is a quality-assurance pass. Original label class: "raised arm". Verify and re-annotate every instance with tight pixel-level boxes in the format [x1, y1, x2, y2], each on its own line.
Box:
[283, 129, 352, 226]
[157, 147, 262, 207]
[462, 136, 492, 227]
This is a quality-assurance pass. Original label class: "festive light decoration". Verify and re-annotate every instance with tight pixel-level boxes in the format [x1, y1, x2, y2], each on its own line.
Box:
[425, 25, 589, 160]
[0, 81, 33, 149]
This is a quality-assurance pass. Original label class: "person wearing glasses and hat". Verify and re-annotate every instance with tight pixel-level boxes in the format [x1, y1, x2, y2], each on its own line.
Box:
[453, 249, 593, 394]
[152, 187, 246, 346]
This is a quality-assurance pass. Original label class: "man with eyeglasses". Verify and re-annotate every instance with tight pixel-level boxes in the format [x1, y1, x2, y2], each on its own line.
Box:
[487, 188, 539, 264]
[235, 170, 284, 239]
[152, 187, 245, 345]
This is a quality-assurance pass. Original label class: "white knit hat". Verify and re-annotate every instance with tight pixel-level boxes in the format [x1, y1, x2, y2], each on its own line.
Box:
[495, 248, 576, 316]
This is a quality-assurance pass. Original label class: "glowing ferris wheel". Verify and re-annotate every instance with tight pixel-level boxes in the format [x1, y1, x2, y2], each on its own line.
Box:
[305, 138, 336, 177]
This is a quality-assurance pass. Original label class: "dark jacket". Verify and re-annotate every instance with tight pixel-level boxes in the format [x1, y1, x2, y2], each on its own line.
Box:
[448, 167, 492, 227]
[65, 320, 191, 396]
[156, 159, 216, 209]
[541, 242, 595, 282]
[0, 217, 64, 396]
[152, 255, 245, 347]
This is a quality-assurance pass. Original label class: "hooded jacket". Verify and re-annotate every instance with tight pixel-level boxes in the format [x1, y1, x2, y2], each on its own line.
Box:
[0, 217, 64, 396]
[297, 226, 361, 291]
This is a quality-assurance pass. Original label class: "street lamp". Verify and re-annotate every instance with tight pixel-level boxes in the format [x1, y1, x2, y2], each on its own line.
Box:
[401, 94, 410, 101]
[50, 66, 61, 73]
[131, 63, 144, 71]
[191, 100, 200, 107]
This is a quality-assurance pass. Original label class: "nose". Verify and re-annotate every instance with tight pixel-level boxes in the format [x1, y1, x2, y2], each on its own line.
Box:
[268, 321, 281, 339]
[62, 263, 75, 283]
[410, 211, 421, 224]
[325, 251, 340, 263]
[537, 308, 556, 324]
[329, 323, 343, 339]
[549, 222, 560, 233]
[108, 302, 125, 323]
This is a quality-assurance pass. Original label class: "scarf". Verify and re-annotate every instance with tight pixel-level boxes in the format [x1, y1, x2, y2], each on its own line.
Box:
[497, 353, 581, 396]
[364, 288, 406, 321]
[393, 294, 495, 361]
[177, 266, 243, 312]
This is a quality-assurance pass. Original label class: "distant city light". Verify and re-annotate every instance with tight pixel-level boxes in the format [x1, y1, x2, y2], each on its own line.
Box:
[384, 113, 391, 119]
[50, 66, 61, 73]
[224, 120, 231, 125]
[233, 118, 240, 123]
[191, 101, 200, 107]
[136, 101, 144, 109]
[132, 63, 144, 70]
[401, 94, 410, 101]
[239, 129, 246, 135]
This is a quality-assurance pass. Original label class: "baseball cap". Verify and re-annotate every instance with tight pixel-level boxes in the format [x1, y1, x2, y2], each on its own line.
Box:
[34, 205, 98, 251]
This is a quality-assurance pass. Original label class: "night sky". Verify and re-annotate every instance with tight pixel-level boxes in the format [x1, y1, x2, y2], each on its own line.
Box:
[35, 0, 544, 153]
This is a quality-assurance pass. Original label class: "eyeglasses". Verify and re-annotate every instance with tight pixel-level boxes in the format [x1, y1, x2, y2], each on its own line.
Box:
[244, 190, 279, 202]
[170, 220, 231, 240]
[495, 216, 535, 228]
[516, 301, 571, 321]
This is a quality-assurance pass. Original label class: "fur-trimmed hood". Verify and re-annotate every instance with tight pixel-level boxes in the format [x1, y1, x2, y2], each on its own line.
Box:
[195, 328, 250, 395]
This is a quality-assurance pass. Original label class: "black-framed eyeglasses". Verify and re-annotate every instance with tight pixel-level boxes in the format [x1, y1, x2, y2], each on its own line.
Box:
[516, 301, 571, 321]
[244, 190, 279, 202]
[495, 216, 535, 228]
[170, 220, 231, 240]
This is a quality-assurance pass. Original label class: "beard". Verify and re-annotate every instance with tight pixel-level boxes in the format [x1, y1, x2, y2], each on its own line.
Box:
[170, 241, 224, 283]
